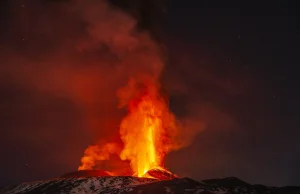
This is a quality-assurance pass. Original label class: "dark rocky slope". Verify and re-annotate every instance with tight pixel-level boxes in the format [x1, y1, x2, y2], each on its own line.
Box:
[1, 171, 299, 194]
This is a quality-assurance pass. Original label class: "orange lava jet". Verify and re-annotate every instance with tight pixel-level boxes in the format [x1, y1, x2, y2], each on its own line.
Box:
[118, 80, 177, 177]
[79, 78, 179, 178]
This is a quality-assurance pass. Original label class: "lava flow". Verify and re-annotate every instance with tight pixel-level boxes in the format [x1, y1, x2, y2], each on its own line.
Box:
[79, 78, 179, 179]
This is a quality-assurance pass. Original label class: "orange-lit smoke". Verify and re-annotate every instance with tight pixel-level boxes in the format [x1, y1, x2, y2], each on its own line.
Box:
[0, 0, 242, 181]
[75, 0, 204, 177]
[79, 76, 181, 177]
[0, 0, 203, 177]
[78, 143, 120, 171]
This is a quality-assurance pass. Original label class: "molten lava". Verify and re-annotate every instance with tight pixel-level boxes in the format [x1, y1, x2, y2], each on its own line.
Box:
[119, 89, 173, 177]
[79, 79, 178, 179]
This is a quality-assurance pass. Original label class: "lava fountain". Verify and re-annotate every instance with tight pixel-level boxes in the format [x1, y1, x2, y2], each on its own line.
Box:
[77, 0, 180, 179]
[118, 78, 178, 177]
[79, 77, 179, 179]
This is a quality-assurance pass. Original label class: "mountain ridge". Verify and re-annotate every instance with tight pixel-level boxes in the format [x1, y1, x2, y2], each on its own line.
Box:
[1, 171, 300, 194]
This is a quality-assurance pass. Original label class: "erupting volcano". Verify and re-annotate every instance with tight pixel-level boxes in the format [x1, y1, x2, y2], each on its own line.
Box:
[118, 78, 178, 178]
[78, 77, 179, 179]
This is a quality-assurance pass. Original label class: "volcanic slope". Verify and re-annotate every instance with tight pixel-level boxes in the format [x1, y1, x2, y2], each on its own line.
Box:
[1, 171, 300, 194]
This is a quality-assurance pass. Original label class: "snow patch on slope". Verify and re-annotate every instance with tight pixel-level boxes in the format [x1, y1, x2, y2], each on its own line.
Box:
[2, 176, 157, 194]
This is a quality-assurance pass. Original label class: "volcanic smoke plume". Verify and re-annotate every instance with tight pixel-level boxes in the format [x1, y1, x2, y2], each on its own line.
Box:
[76, 0, 205, 177]
[0, 0, 204, 178]
[79, 76, 182, 177]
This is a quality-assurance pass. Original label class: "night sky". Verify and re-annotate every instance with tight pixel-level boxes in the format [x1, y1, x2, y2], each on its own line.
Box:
[0, 0, 299, 187]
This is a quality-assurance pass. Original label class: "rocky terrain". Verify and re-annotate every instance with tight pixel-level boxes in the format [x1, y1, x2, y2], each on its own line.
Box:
[1, 170, 299, 194]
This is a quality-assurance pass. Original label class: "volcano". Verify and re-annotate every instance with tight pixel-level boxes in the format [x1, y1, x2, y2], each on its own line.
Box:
[1, 171, 300, 194]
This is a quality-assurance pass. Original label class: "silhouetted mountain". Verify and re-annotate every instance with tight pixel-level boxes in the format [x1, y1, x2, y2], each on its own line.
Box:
[1, 170, 300, 194]
[202, 176, 251, 187]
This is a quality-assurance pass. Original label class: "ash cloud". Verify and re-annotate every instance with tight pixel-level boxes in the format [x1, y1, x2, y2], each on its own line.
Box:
[0, 0, 238, 185]
[0, 0, 166, 183]
[1, 0, 165, 139]
[0, 0, 209, 183]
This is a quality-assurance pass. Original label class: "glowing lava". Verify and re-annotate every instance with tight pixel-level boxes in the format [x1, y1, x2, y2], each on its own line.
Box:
[119, 86, 173, 177]
[79, 78, 179, 178]
[117, 77, 178, 177]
